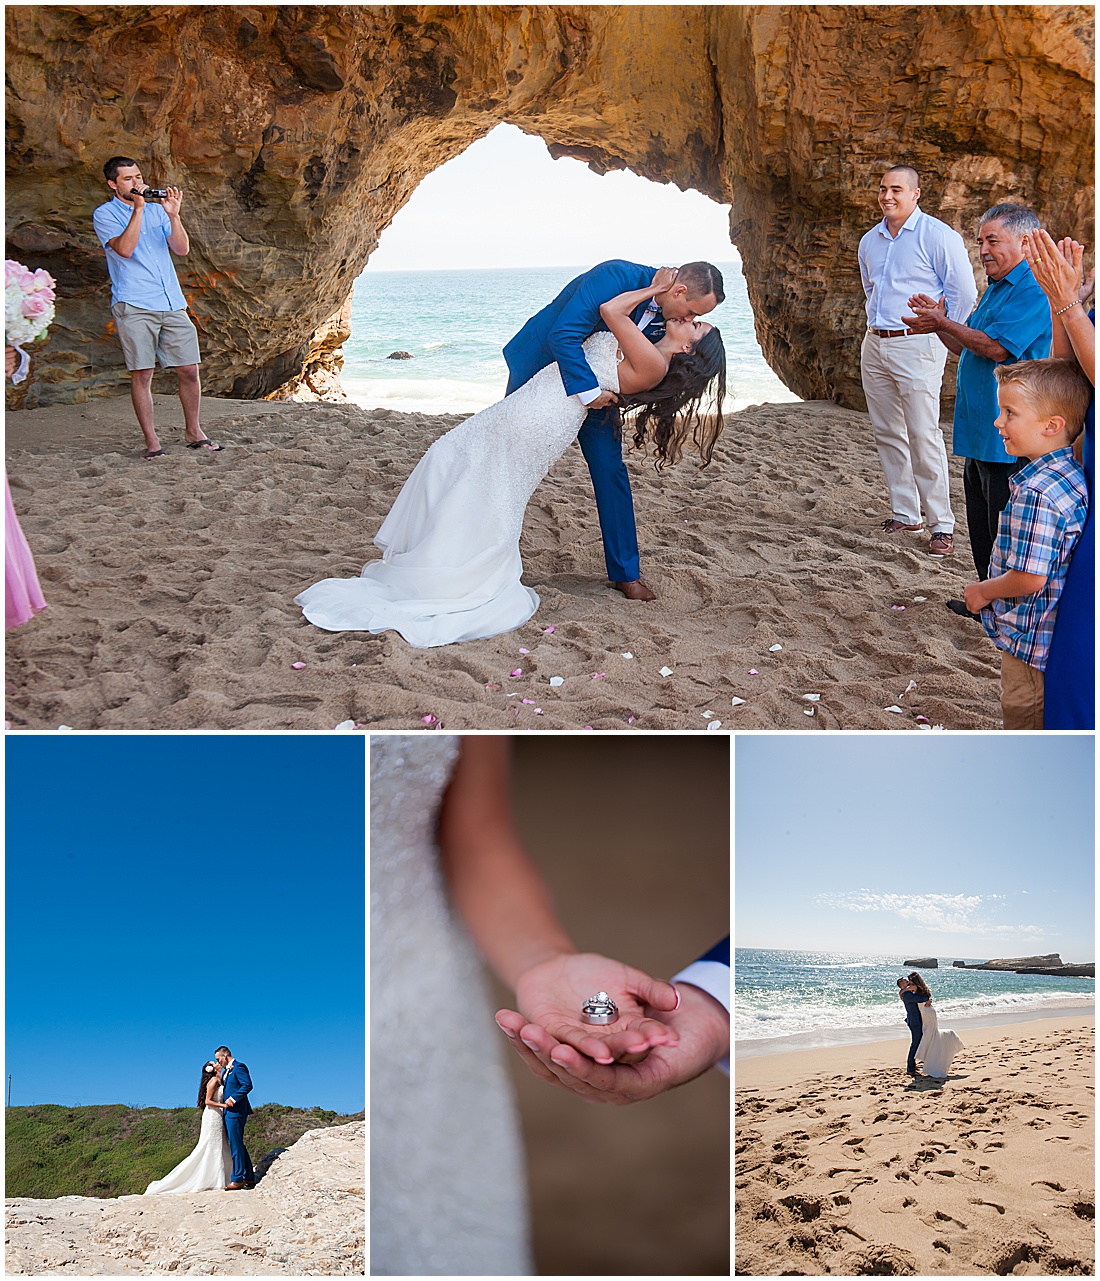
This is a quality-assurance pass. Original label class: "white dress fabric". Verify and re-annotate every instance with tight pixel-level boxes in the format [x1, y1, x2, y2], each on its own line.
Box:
[296, 332, 621, 647]
[144, 1085, 232, 1194]
[370, 736, 532, 1276]
[917, 1002, 964, 1078]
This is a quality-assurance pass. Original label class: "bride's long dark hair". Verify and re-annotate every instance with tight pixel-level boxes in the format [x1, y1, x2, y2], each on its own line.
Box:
[619, 327, 727, 470]
[907, 972, 932, 999]
[197, 1060, 220, 1110]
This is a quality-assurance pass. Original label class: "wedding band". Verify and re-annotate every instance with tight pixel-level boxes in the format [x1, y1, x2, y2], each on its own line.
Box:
[581, 991, 619, 1025]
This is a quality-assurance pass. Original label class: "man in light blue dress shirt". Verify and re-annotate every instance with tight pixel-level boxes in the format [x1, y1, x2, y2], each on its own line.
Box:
[859, 167, 977, 557]
[93, 156, 221, 460]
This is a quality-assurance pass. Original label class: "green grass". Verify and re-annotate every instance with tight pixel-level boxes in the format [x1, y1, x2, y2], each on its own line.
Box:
[6, 1103, 364, 1199]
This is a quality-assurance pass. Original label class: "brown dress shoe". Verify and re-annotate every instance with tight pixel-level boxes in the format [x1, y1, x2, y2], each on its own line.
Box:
[610, 579, 656, 601]
[225, 1182, 248, 1190]
[881, 518, 923, 534]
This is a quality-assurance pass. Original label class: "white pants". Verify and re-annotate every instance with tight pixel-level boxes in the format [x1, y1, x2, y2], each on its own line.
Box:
[860, 331, 954, 532]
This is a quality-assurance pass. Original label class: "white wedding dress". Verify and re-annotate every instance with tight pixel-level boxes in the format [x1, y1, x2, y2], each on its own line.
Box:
[144, 1084, 233, 1194]
[917, 1002, 964, 1079]
[370, 736, 532, 1276]
[296, 332, 621, 647]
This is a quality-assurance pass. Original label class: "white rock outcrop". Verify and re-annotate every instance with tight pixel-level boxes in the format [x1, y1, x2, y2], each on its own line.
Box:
[5, 1121, 364, 1275]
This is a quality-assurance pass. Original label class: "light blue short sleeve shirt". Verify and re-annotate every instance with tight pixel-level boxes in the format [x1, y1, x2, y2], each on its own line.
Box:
[92, 197, 188, 311]
[952, 260, 1053, 462]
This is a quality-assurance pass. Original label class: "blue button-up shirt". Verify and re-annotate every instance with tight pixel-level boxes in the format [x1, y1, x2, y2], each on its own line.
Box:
[981, 447, 1087, 670]
[858, 206, 977, 330]
[92, 197, 187, 311]
[952, 259, 1052, 463]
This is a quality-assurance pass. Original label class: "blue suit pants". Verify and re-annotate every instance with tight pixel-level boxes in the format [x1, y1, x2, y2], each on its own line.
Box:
[224, 1110, 254, 1185]
[906, 1020, 923, 1072]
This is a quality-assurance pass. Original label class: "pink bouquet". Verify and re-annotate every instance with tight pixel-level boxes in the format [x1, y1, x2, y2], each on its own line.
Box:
[6, 259, 57, 384]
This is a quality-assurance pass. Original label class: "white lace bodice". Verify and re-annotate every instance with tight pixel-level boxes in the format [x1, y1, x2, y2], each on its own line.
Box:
[370, 736, 531, 1274]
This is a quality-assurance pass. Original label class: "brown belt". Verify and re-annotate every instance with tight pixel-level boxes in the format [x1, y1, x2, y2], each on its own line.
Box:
[868, 328, 915, 338]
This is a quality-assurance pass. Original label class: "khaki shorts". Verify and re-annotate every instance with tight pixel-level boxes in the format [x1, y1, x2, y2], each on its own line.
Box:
[111, 302, 201, 371]
[1000, 649, 1045, 730]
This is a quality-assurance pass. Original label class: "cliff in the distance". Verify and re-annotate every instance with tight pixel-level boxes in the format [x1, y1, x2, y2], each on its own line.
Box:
[5, 6, 1093, 408]
[5, 1120, 364, 1275]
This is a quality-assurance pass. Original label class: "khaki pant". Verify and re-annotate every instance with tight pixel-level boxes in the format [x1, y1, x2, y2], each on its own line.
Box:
[1000, 650, 1045, 730]
[861, 331, 954, 532]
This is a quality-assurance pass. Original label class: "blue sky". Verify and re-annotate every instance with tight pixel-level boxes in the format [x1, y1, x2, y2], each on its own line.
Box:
[736, 736, 1094, 961]
[6, 736, 365, 1113]
[364, 122, 736, 271]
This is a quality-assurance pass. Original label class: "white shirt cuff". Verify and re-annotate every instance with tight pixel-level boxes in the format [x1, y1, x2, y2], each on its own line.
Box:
[672, 959, 730, 1076]
[577, 386, 602, 406]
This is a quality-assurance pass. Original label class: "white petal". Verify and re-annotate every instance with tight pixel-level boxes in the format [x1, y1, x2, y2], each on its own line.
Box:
[884, 705, 905, 714]
[769, 644, 783, 652]
[702, 710, 714, 718]
[802, 693, 821, 702]
[549, 676, 565, 687]
[803, 706, 815, 716]
[903, 680, 918, 694]
[913, 596, 927, 602]
[334, 720, 356, 731]
[621, 652, 633, 659]
[706, 720, 724, 731]
[731, 696, 746, 707]
[659, 666, 674, 677]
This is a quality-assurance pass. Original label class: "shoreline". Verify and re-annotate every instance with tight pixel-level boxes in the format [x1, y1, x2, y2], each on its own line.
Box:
[736, 999, 1095, 1059]
[736, 1015, 1094, 1276]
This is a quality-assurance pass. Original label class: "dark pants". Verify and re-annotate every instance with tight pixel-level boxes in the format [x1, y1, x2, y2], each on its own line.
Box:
[506, 372, 640, 582]
[964, 456, 1022, 579]
[224, 1110, 254, 1185]
[906, 1019, 923, 1072]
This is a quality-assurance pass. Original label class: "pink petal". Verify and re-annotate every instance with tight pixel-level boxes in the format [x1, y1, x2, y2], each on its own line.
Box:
[522, 698, 536, 705]
[510, 669, 523, 677]
[420, 714, 436, 724]
[590, 672, 607, 679]
[628, 716, 636, 724]
[748, 668, 759, 675]
[583, 726, 594, 731]
[543, 625, 555, 634]
[518, 648, 530, 655]
[485, 682, 501, 691]
[891, 605, 906, 610]
[291, 661, 306, 669]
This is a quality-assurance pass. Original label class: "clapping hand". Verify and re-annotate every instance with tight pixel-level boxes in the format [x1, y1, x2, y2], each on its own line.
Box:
[1021, 228, 1088, 312]
[903, 293, 947, 333]
[497, 980, 729, 1105]
[500, 951, 680, 1066]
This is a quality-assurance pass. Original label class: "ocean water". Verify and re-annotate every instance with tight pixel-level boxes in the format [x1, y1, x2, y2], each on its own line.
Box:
[736, 948, 1094, 1056]
[343, 263, 800, 415]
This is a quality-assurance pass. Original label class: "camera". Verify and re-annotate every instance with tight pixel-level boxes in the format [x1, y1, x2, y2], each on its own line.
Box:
[139, 187, 170, 201]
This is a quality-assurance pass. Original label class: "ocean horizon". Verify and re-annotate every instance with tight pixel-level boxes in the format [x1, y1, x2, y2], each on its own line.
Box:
[344, 262, 800, 415]
[735, 947, 1095, 1058]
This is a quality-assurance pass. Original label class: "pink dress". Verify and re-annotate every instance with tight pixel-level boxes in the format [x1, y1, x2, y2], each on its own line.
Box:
[6, 471, 46, 629]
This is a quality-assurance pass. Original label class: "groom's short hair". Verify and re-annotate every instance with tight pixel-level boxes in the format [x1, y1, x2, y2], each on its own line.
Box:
[678, 261, 725, 306]
[215, 1045, 231, 1055]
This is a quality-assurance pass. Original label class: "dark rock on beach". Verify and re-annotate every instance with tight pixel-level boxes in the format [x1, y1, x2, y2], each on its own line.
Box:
[386, 350, 414, 360]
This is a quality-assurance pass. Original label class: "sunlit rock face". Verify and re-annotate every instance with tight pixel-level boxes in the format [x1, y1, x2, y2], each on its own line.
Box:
[5, 5, 1093, 408]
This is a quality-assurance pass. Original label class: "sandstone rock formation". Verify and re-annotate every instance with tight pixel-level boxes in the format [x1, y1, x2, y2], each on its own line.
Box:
[954, 953, 1095, 976]
[4, 1120, 364, 1274]
[972, 953, 1065, 970]
[5, 6, 1093, 409]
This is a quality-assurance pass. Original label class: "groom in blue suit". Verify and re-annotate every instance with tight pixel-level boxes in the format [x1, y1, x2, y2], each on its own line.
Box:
[215, 1045, 255, 1189]
[503, 259, 724, 600]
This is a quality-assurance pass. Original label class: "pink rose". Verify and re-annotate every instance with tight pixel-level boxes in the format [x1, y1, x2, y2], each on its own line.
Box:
[6, 261, 34, 290]
[31, 268, 56, 292]
[21, 294, 51, 319]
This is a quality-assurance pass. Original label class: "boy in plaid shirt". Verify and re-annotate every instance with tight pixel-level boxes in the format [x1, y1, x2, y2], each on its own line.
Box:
[963, 359, 1090, 728]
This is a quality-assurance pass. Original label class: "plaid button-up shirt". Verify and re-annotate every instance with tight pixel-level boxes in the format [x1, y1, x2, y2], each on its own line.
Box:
[981, 447, 1088, 671]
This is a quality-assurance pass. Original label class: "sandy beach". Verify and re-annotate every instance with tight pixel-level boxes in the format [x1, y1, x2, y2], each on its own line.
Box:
[6, 391, 1001, 730]
[735, 1014, 1094, 1276]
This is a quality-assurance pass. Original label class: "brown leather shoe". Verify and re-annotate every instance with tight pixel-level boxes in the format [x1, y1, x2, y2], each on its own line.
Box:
[611, 579, 656, 601]
[881, 518, 923, 534]
[928, 532, 954, 556]
[225, 1182, 248, 1190]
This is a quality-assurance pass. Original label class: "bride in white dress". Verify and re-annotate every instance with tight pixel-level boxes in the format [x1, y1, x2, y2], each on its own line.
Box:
[297, 272, 726, 647]
[370, 735, 682, 1275]
[908, 973, 965, 1079]
[144, 1062, 232, 1194]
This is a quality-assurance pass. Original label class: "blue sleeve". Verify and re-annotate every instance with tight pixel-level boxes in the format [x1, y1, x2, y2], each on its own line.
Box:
[92, 206, 116, 249]
[233, 1063, 253, 1098]
[699, 936, 730, 967]
[984, 282, 1053, 360]
[547, 260, 651, 397]
[933, 229, 978, 322]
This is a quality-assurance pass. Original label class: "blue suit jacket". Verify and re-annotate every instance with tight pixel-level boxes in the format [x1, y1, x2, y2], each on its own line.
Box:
[900, 989, 925, 1031]
[503, 259, 656, 397]
[222, 1061, 253, 1116]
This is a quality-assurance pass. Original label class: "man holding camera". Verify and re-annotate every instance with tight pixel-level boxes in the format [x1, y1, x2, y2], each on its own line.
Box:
[93, 156, 221, 459]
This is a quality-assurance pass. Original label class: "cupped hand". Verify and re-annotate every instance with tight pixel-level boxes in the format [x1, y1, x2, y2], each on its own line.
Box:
[963, 581, 989, 615]
[1022, 229, 1084, 310]
[162, 186, 184, 218]
[506, 951, 680, 1065]
[650, 266, 679, 295]
[586, 390, 619, 410]
[497, 981, 728, 1105]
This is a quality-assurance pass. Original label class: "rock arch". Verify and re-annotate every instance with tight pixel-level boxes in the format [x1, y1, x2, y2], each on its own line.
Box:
[5, 5, 1093, 408]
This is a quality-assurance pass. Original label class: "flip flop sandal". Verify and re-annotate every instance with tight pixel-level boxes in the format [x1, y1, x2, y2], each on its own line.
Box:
[143, 449, 166, 460]
[186, 439, 223, 451]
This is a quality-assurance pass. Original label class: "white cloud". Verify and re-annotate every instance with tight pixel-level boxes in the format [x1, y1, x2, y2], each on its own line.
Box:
[815, 889, 1042, 939]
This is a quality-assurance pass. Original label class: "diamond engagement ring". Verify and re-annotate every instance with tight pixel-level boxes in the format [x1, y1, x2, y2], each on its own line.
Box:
[581, 991, 619, 1025]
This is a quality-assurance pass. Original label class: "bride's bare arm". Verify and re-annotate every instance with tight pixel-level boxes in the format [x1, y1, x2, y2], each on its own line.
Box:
[438, 738, 679, 1063]
[205, 1077, 226, 1109]
[599, 268, 677, 393]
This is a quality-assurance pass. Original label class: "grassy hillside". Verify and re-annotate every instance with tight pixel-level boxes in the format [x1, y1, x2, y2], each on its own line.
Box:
[6, 1103, 364, 1199]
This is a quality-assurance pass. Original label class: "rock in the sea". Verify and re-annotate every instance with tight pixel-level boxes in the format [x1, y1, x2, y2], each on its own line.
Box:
[903, 958, 938, 968]
[386, 351, 414, 361]
[4, 1120, 364, 1274]
[1011, 964, 1095, 978]
[972, 953, 1064, 970]
[5, 7, 1093, 409]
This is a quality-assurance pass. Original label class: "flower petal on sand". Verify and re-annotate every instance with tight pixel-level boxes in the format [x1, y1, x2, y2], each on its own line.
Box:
[485, 682, 501, 691]
[591, 672, 607, 679]
[913, 596, 927, 602]
[628, 716, 636, 723]
[884, 705, 905, 714]
[891, 604, 906, 610]
[803, 706, 815, 716]
[706, 720, 723, 731]
[702, 710, 714, 719]
[510, 669, 522, 677]
[621, 651, 633, 659]
[518, 648, 529, 655]
[915, 715, 931, 723]
[731, 697, 746, 707]
[549, 676, 564, 687]
[291, 661, 306, 669]
[542, 625, 555, 633]
[748, 668, 759, 675]
[522, 698, 536, 705]
[334, 720, 356, 731]
[802, 693, 821, 702]
[659, 665, 674, 677]
[769, 644, 783, 652]
[421, 714, 437, 725]
[903, 680, 918, 695]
